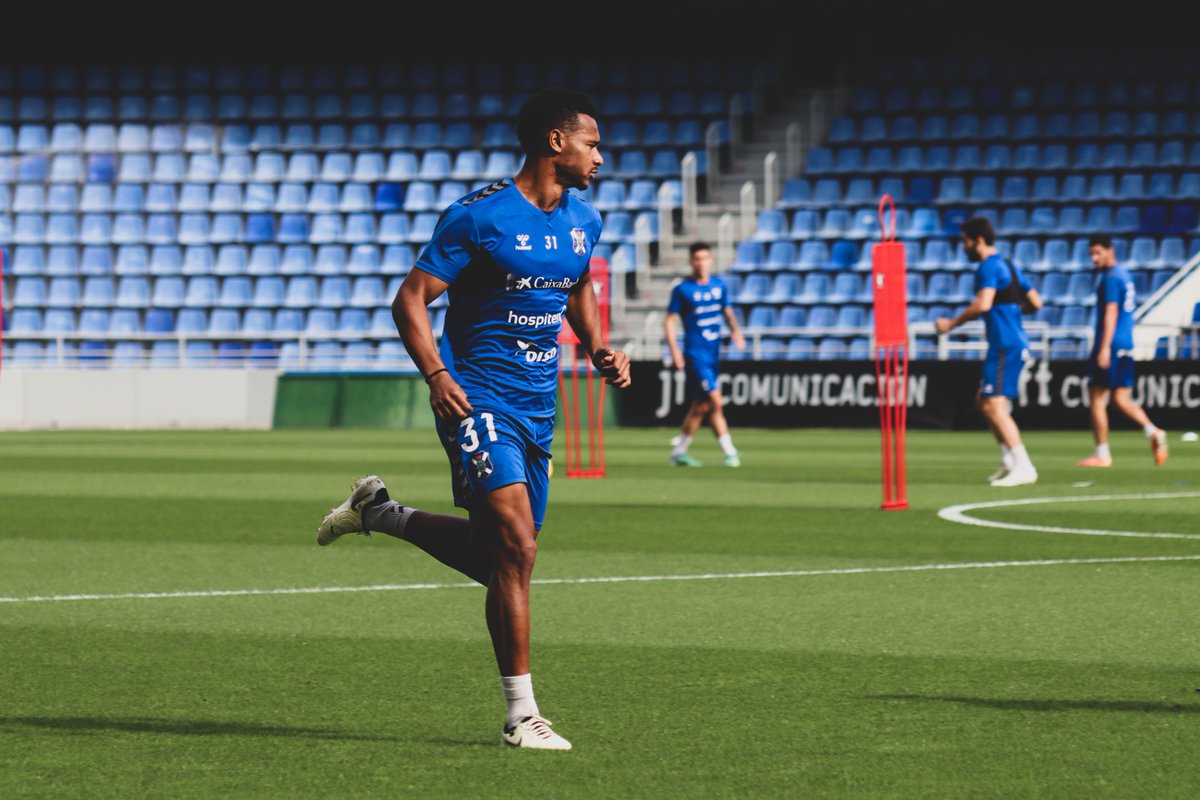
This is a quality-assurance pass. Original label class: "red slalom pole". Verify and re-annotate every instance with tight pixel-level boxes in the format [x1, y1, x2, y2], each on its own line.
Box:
[872, 195, 909, 511]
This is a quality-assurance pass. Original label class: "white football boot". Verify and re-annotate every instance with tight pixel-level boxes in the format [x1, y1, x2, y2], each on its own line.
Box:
[316, 475, 387, 546]
[990, 463, 1038, 487]
[502, 714, 573, 751]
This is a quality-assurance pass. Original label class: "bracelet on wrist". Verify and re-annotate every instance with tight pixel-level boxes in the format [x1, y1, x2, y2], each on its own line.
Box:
[424, 368, 448, 385]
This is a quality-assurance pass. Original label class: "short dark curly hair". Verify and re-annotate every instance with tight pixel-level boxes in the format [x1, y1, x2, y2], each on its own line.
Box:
[961, 216, 996, 245]
[515, 87, 599, 155]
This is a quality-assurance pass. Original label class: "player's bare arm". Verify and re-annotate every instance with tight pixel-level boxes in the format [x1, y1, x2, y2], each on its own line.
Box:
[724, 305, 747, 349]
[663, 312, 685, 369]
[566, 273, 631, 388]
[1021, 287, 1044, 314]
[936, 287, 996, 334]
[393, 269, 473, 421]
[1096, 301, 1119, 369]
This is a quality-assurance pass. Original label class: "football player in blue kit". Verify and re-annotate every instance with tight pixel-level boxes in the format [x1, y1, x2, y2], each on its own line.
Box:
[316, 88, 630, 751]
[664, 241, 745, 467]
[936, 216, 1044, 486]
[1074, 234, 1168, 468]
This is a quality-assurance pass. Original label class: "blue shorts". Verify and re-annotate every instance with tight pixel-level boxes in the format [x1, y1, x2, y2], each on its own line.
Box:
[435, 407, 554, 531]
[980, 346, 1027, 399]
[685, 361, 719, 401]
[1088, 353, 1135, 389]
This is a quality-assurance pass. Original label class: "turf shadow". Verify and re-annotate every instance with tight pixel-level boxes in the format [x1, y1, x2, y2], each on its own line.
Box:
[0, 715, 479, 745]
[871, 695, 1200, 714]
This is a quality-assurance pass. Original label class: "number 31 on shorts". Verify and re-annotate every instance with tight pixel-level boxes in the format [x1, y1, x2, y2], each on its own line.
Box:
[459, 412, 498, 453]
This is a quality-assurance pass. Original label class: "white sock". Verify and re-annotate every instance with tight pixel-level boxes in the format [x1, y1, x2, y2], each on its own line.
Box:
[362, 500, 415, 538]
[1095, 443, 1111, 460]
[501, 673, 539, 728]
[1011, 444, 1033, 469]
[671, 434, 692, 458]
[999, 444, 1015, 469]
[1144, 424, 1158, 438]
[717, 433, 737, 456]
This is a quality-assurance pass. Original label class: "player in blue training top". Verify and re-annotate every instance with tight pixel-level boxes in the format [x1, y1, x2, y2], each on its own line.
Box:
[315, 88, 630, 752]
[1075, 233, 1168, 468]
[664, 241, 745, 467]
[936, 216, 1044, 486]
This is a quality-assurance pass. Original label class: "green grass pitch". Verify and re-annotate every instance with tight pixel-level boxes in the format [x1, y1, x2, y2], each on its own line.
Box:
[1, 426, 1198, 798]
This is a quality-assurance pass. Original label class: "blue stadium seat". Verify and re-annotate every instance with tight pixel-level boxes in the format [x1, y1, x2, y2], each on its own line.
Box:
[151, 275, 185, 307]
[379, 214, 411, 244]
[285, 276, 319, 307]
[313, 245, 346, 276]
[764, 272, 800, 303]
[45, 185, 78, 217]
[763, 241, 796, 272]
[183, 275, 218, 307]
[248, 245, 280, 276]
[1127, 237, 1158, 269]
[13, 184, 45, 213]
[214, 245, 247, 275]
[731, 241, 764, 272]
[150, 246, 183, 275]
[252, 276, 285, 307]
[1061, 306, 1090, 328]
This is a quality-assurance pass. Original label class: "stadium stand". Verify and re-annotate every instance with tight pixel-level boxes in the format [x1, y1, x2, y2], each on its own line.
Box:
[1, 51, 1197, 368]
[728, 47, 1200, 360]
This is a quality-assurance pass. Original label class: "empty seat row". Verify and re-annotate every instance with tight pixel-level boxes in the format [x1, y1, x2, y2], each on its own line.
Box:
[852, 74, 1200, 114]
[2, 337, 429, 370]
[3, 243, 417, 276]
[0, 148, 694, 184]
[0, 120, 547, 156]
[5, 274, 426, 311]
[754, 203, 1200, 243]
[805, 141, 1200, 175]
[3, 305, 442, 338]
[780, 172, 1200, 208]
[0, 149, 523, 184]
[829, 109, 1200, 144]
[0, 180, 446, 214]
[729, 234, 1189, 276]
[0, 211, 447, 245]
[724, 269, 1171, 316]
[591, 179, 682, 211]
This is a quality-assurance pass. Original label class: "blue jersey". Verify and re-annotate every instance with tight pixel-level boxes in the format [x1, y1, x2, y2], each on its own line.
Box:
[974, 254, 1033, 351]
[667, 276, 730, 365]
[1093, 264, 1136, 353]
[414, 180, 603, 417]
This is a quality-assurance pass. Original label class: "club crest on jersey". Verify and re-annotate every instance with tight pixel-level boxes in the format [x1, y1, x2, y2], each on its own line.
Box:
[570, 228, 587, 255]
[515, 234, 532, 251]
[470, 451, 494, 479]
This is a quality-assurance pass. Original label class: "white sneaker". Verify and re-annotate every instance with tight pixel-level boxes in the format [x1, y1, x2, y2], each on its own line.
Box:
[317, 475, 386, 546]
[990, 464, 1038, 487]
[501, 714, 573, 751]
[987, 464, 1010, 482]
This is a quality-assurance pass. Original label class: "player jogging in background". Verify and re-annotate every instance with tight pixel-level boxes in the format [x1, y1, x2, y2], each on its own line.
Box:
[664, 241, 746, 467]
[1075, 234, 1168, 468]
[315, 88, 631, 751]
[936, 216, 1044, 487]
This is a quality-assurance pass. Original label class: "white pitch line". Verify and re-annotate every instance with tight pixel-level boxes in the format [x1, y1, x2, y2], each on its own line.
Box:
[3, 555, 1200, 605]
[938, 491, 1200, 539]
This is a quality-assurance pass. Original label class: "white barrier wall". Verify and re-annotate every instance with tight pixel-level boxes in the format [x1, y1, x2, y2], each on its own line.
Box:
[0, 369, 278, 429]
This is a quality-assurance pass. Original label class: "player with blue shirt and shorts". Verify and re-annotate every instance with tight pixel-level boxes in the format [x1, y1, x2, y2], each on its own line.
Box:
[664, 242, 745, 467]
[1075, 234, 1168, 468]
[315, 88, 630, 751]
[936, 216, 1044, 486]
